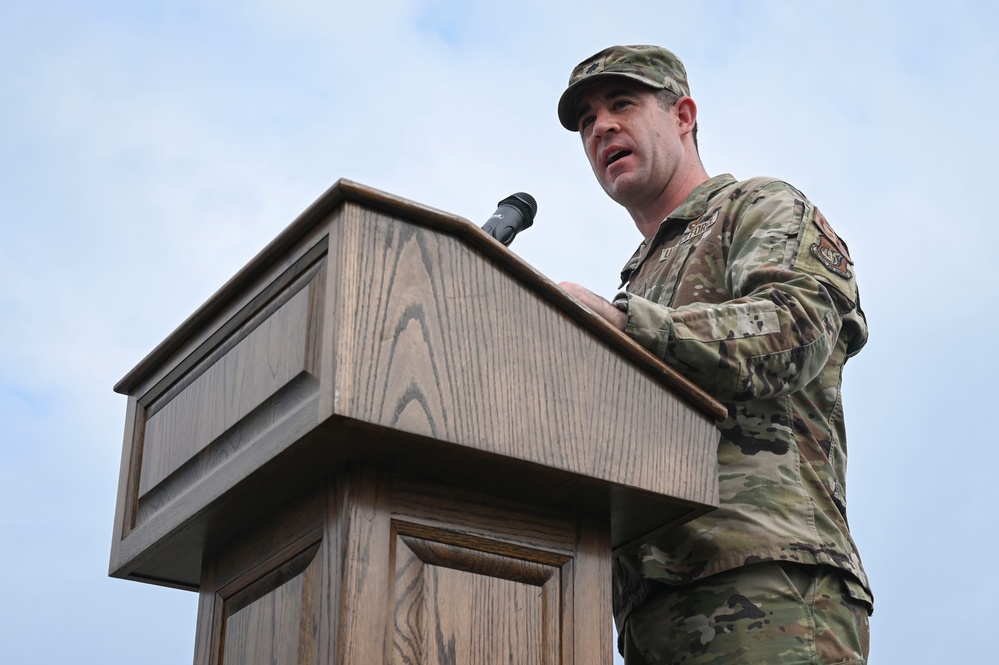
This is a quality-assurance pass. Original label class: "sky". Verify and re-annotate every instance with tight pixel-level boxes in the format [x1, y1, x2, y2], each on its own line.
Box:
[2, 1, 996, 662]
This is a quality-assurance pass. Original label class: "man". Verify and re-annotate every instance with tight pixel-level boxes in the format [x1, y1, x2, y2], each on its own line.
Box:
[556, 45, 872, 664]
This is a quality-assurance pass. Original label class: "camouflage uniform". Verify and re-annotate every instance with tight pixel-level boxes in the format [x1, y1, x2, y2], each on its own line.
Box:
[558, 45, 872, 663]
[611, 174, 872, 662]
[623, 562, 870, 664]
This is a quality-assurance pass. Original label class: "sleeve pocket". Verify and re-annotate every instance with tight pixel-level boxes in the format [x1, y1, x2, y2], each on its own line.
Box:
[673, 300, 780, 342]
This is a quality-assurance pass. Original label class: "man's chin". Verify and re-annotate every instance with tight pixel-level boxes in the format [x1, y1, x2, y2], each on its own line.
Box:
[601, 174, 642, 205]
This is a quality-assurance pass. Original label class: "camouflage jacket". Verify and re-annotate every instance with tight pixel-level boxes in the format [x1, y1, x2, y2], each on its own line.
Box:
[611, 174, 872, 626]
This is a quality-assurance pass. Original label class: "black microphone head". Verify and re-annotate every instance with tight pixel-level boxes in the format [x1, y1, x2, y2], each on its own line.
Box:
[482, 191, 537, 246]
[497, 192, 538, 228]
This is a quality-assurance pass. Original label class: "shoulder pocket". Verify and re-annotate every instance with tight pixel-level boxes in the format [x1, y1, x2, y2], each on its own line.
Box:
[792, 205, 858, 306]
[673, 300, 780, 341]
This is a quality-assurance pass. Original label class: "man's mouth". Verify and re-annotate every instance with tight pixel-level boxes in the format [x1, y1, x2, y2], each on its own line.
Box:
[607, 150, 632, 166]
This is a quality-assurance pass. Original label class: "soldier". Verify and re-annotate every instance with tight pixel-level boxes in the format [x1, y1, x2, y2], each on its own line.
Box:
[557, 46, 873, 664]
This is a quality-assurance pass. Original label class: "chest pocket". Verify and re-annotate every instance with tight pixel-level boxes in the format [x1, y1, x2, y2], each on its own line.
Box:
[644, 241, 695, 307]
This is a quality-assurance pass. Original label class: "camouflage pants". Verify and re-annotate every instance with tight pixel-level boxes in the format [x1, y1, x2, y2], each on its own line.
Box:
[623, 563, 870, 665]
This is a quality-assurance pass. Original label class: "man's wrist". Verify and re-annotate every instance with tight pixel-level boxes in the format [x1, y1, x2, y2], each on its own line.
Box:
[612, 293, 630, 314]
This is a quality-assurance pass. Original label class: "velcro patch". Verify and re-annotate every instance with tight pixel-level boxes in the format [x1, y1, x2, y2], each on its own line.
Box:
[793, 206, 858, 305]
[810, 234, 852, 278]
[813, 211, 851, 258]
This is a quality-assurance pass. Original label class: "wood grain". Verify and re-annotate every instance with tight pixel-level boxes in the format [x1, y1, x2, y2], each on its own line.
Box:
[220, 544, 321, 665]
[329, 467, 392, 665]
[194, 487, 326, 665]
[393, 535, 559, 665]
[389, 476, 581, 665]
[571, 516, 612, 665]
[187, 467, 616, 665]
[140, 279, 314, 495]
[115, 180, 723, 422]
[391, 477, 575, 557]
[335, 203, 717, 504]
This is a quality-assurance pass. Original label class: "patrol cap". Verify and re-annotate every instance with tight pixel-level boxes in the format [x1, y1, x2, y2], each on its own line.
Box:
[557, 45, 690, 131]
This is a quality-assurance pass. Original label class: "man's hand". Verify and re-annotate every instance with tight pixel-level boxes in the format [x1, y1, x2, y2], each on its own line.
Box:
[558, 282, 627, 331]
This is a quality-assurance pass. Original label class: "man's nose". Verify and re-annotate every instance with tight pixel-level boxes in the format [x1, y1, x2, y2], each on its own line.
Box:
[592, 109, 618, 136]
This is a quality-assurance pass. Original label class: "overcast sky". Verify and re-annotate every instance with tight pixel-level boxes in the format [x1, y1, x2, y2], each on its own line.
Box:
[2, 1, 996, 663]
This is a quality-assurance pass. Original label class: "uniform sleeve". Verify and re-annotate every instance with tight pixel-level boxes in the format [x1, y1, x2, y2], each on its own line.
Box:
[617, 183, 866, 403]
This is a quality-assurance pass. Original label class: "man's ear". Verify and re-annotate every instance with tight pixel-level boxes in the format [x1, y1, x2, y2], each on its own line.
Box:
[675, 96, 698, 136]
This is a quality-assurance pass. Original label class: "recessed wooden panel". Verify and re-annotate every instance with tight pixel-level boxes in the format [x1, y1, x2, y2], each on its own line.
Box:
[393, 534, 560, 665]
[139, 284, 316, 497]
[386, 478, 574, 665]
[193, 489, 327, 665]
[220, 543, 321, 665]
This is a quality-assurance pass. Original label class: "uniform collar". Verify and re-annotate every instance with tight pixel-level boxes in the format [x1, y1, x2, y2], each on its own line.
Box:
[665, 173, 737, 222]
[619, 174, 737, 286]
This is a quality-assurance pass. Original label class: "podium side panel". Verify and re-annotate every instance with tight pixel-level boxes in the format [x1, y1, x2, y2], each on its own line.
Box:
[127, 248, 328, 534]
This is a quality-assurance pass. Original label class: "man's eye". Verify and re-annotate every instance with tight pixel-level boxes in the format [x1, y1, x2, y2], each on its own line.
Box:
[613, 99, 632, 109]
[580, 115, 595, 130]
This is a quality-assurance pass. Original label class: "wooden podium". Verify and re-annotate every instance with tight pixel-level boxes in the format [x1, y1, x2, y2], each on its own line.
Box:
[109, 181, 724, 665]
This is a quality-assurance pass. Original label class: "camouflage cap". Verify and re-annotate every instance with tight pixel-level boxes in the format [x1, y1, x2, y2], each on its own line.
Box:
[557, 45, 690, 131]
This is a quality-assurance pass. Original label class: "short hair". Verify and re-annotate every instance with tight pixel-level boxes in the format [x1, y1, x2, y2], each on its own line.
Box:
[656, 89, 699, 152]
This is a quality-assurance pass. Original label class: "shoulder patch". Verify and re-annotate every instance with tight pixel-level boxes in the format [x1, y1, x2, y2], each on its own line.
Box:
[812, 211, 852, 261]
[807, 210, 853, 278]
[793, 206, 858, 305]
[810, 234, 853, 278]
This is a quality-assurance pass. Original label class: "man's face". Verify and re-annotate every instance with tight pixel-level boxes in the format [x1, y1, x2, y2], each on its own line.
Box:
[575, 80, 682, 211]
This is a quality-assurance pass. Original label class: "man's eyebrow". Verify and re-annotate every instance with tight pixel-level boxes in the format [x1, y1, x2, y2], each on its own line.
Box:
[577, 87, 640, 116]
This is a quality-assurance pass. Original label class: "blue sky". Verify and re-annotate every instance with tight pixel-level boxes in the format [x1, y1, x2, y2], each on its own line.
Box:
[2, 1, 997, 663]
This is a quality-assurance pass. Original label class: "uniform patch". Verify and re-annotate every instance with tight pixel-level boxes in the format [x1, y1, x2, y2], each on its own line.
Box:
[812, 211, 852, 262]
[795, 207, 856, 296]
[659, 210, 719, 262]
[584, 57, 607, 75]
[810, 235, 853, 278]
[684, 209, 719, 240]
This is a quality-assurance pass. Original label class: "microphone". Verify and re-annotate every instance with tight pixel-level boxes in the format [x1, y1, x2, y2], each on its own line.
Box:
[481, 192, 537, 246]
